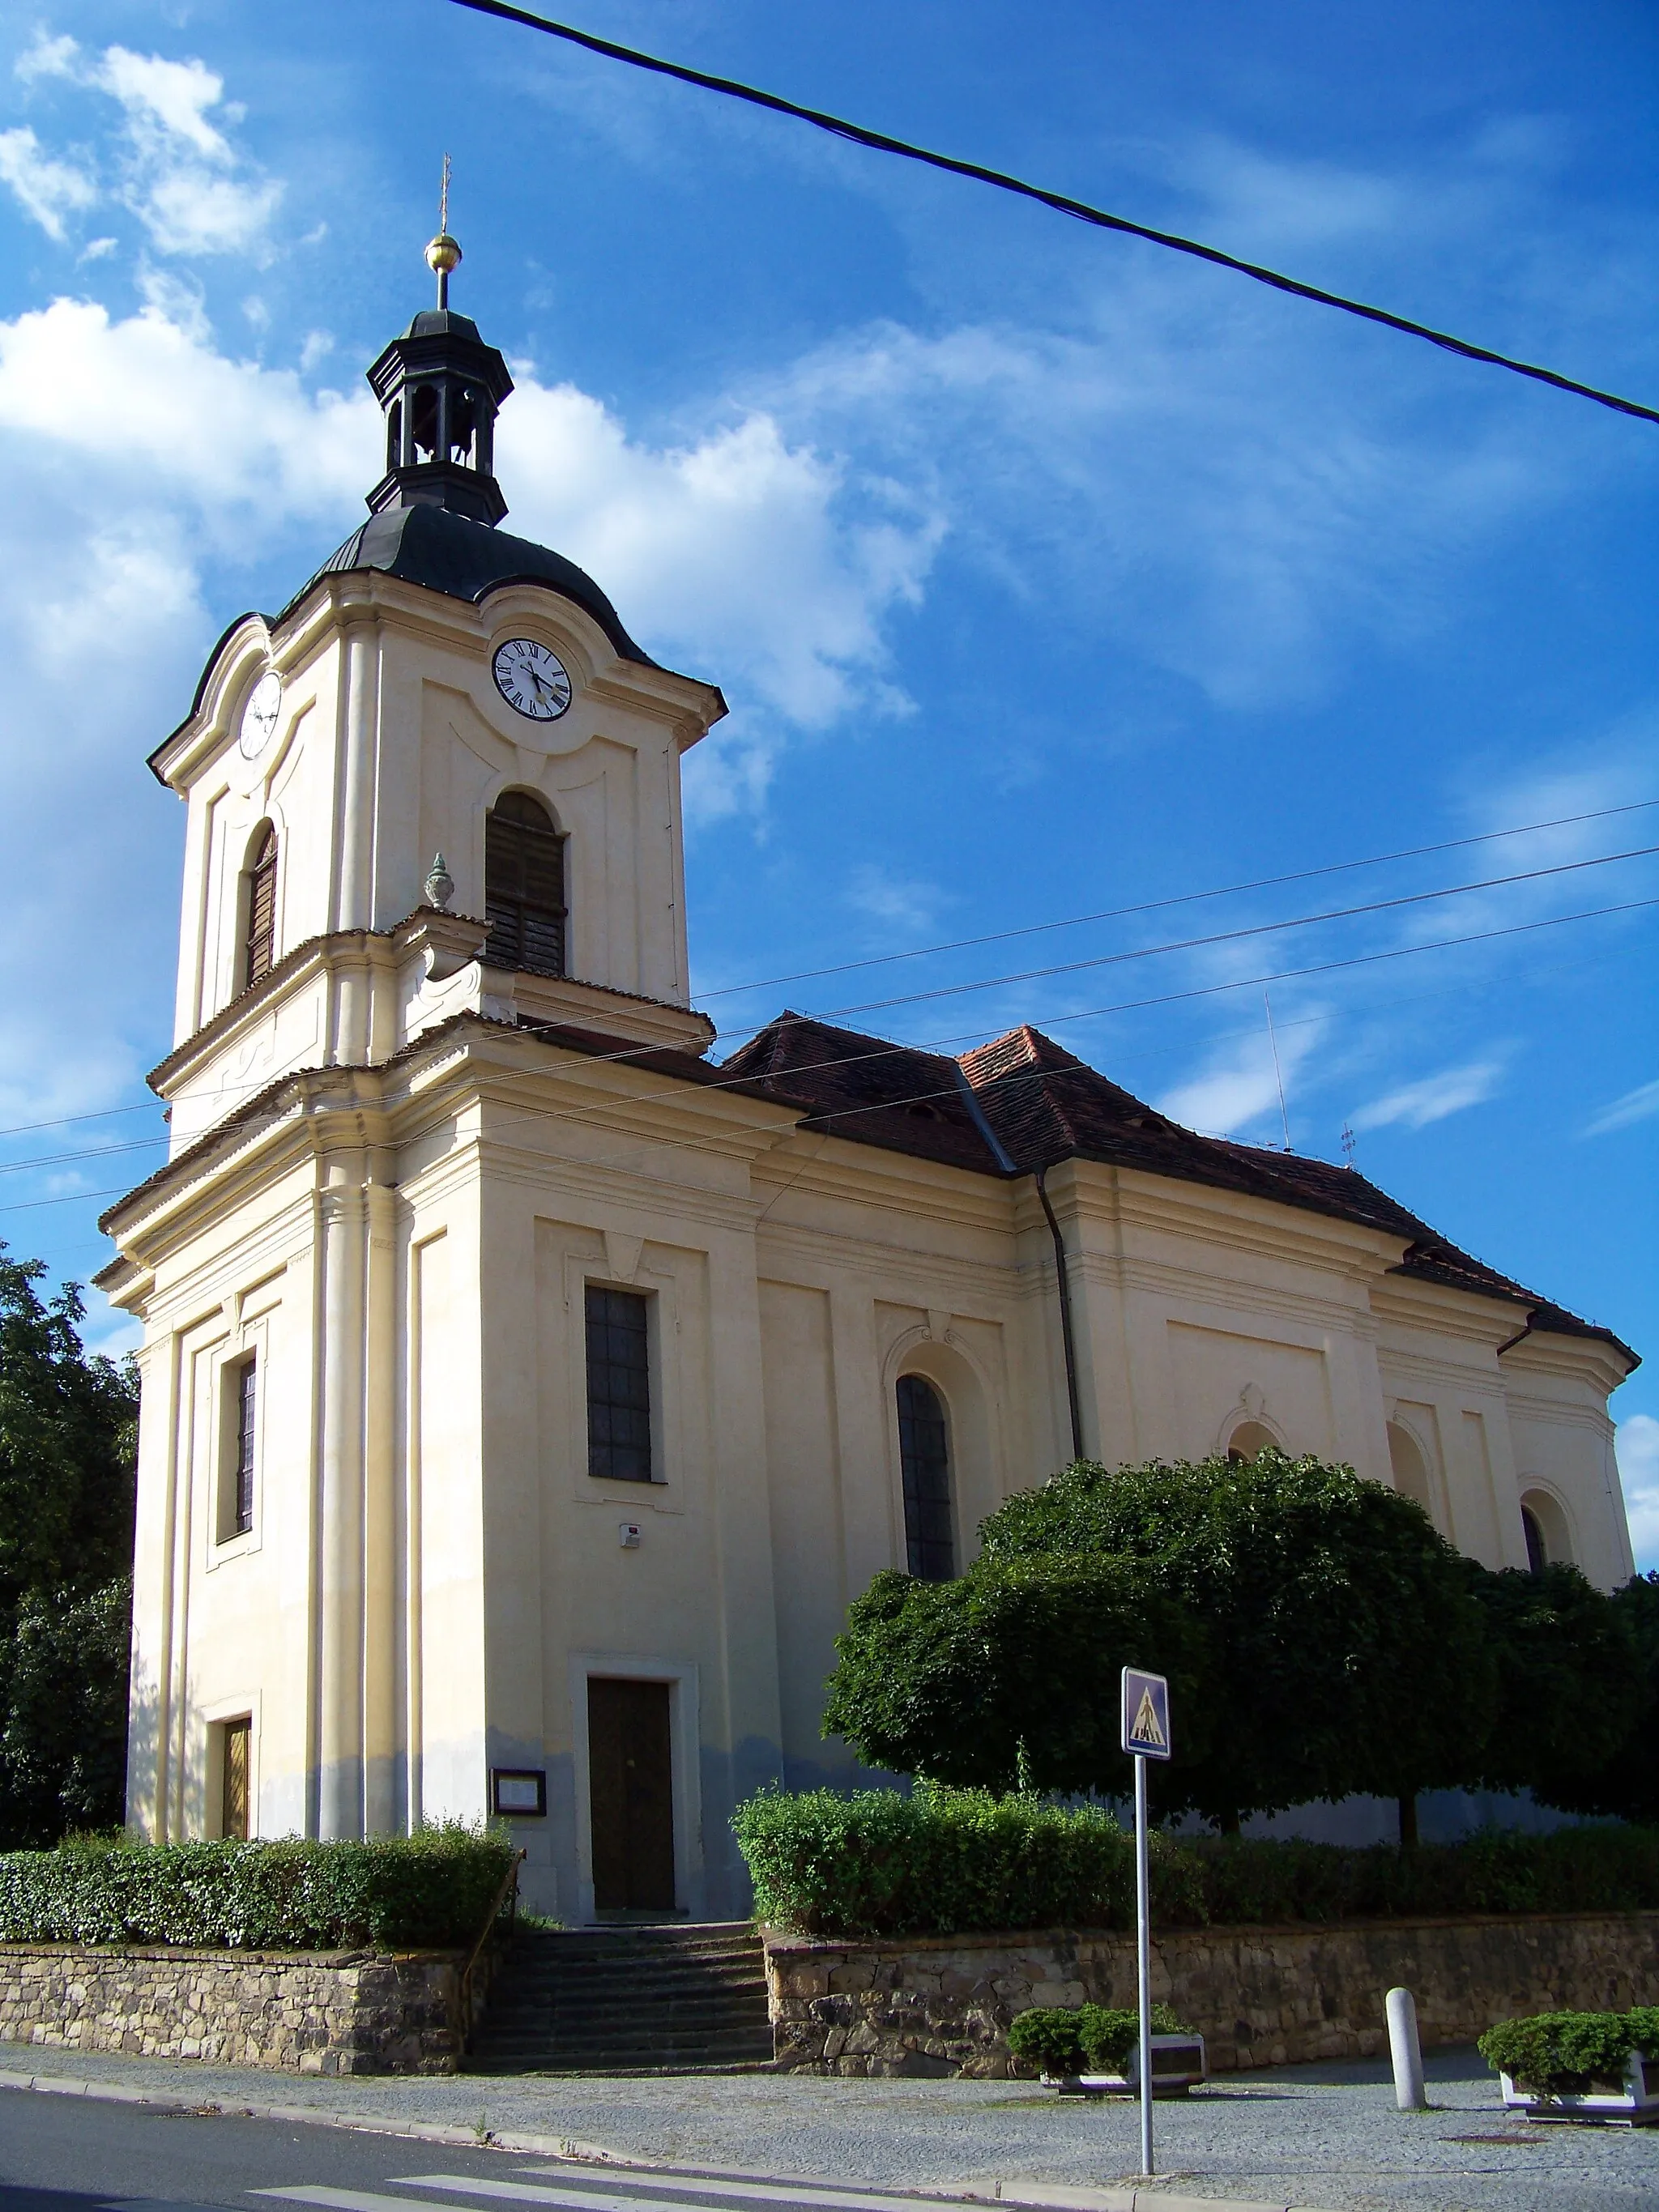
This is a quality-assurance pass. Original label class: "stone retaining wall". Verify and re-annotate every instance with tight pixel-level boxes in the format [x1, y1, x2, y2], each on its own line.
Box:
[0, 1943, 488, 2074]
[765, 1911, 1659, 2078]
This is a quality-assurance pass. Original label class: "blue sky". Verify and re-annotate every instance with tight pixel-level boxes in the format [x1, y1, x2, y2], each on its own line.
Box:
[1, 1, 1654, 1560]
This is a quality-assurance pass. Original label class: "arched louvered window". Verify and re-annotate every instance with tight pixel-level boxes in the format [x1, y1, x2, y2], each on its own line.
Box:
[897, 1373, 954, 1580]
[1521, 1505, 1547, 1575]
[243, 824, 278, 988]
[486, 790, 566, 977]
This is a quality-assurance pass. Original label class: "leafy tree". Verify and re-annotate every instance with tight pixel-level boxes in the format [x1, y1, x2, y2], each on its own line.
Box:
[1469, 1562, 1642, 1809]
[825, 1451, 1495, 1836]
[0, 1579, 132, 1841]
[1528, 1571, 1659, 1823]
[0, 1244, 139, 1845]
[823, 1550, 1209, 1792]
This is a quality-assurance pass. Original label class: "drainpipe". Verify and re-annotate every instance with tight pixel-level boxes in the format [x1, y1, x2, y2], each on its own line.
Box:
[1036, 1169, 1085, 1464]
[1494, 1310, 1537, 1359]
[951, 1064, 1084, 1464]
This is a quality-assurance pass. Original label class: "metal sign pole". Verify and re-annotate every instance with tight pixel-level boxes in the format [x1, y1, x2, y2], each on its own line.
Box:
[1120, 1663, 1169, 2184]
[1134, 1750, 1153, 2178]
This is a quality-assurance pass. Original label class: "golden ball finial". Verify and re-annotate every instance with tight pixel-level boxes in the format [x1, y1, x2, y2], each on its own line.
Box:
[425, 232, 462, 278]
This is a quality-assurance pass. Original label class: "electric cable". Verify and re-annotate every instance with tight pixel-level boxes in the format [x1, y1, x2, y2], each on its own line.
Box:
[790, 843, 1659, 1026]
[6, 845, 1654, 1194]
[38, 887, 1648, 1228]
[696, 797, 1659, 1000]
[446, 0, 1659, 429]
[2, 795, 1648, 1150]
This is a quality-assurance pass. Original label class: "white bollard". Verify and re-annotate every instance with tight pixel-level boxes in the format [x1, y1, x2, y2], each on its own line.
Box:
[1386, 1985, 1427, 2111]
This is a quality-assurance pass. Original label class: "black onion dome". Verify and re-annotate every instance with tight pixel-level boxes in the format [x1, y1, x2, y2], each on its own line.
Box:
[284, 502, 659, 667]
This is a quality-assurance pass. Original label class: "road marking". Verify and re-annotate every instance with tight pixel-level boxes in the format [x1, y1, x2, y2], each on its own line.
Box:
[253, 2190, 488, 2212]
[394, 2176, 977, 2212]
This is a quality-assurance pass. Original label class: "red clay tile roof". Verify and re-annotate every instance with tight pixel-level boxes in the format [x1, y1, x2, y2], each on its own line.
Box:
[721, 1011, 1636, 1368]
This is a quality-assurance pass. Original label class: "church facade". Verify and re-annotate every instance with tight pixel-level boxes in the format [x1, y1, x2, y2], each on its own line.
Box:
[97, 260, 1637, 1920]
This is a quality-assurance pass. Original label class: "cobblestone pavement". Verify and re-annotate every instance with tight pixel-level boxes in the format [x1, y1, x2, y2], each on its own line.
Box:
[2, 2038, 1656, 2210]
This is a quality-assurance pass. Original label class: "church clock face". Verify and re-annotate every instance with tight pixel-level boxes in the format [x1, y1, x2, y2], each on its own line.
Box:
[238, 669, 283, 759]
[493, 637, 572, 722]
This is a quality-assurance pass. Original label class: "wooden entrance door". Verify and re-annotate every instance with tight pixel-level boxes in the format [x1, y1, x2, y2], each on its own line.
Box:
[586, 1677, 676, 1913]
[221, 1717, 251, 1839]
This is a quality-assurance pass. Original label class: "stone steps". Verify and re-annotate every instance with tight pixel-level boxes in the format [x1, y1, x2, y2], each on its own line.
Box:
[468, 1921, 775, 2074]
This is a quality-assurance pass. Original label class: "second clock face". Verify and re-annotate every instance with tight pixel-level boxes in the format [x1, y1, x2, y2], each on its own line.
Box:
[493, 637, 572, 722]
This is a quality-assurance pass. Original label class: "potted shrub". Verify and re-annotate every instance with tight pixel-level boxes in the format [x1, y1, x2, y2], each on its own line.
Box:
[1008, 2004, 1205, 2096]
[1007, 2006, 1089, 2090]
[1478, 2007, 1659, 2125]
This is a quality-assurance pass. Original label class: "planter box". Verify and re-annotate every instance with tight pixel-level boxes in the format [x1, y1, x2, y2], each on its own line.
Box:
[1500, 2052, 1659, 2128]
[1052, 2033, 1208, 2098]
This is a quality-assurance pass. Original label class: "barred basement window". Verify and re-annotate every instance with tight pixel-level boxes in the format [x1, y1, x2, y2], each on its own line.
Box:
[586, 1285, 652, 1483]
[243, 824, 278, 987]
[485, 790, 566, 977]
[897, 1373, 954, 1580]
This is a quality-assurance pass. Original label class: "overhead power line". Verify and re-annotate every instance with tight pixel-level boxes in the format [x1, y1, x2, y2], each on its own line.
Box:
[447, 0, 1659, 429]
[2, 795, 1647, 1152]
[30, 888, 1648, 1222]
[698, 796, 1659, 1000]
[802, 842, 1659, 1026]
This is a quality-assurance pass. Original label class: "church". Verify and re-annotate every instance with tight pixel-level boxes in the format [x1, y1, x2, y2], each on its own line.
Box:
[96, 232, 1638, 1920]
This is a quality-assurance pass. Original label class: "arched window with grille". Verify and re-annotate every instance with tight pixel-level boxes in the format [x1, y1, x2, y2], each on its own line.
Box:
[485, 790, 567, 976]
[896, 1373, 954, 1580]
[242, 823, 278, 989]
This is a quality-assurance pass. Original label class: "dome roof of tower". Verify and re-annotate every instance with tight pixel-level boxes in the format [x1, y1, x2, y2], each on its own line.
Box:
[284, 501, 658, 665]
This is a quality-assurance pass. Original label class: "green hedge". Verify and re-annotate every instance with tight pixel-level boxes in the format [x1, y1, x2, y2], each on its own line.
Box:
[734, 1785, 1202, 1938]
[0, 1826, 516, 1950]
[1478, 2006, 1659, 2096]
[733, 1786, 1659, 1938]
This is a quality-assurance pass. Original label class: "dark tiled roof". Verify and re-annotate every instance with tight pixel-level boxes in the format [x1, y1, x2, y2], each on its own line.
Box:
[284, 502, 659, 665]
[723, 1012, 1636, 1368]
[719, 1012, 998, 1174]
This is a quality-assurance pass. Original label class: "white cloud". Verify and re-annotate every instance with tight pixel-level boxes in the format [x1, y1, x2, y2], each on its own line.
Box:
[847, 865, 945, 936]
[8, 36, 281, 259]
[14, 31, 79, 86]
[1585, 1078, 1659, 1139]
[498, 382, 942, 736]
[0, 126, 97, 240]
[1351, 1058, 1504, 1132]
[1158, 1016, 1321, 1140]
[1618, 1414, 1659, 1575]
[137, 162, 281, 258]
[95, 49, 234, 164]
[0, 296, 374, 513]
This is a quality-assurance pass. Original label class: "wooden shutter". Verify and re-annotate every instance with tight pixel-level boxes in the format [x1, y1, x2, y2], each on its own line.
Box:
[245, 828, 278, 987]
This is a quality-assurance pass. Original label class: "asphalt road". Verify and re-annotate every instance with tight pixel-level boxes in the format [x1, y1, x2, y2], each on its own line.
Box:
[0, 2098, 986, 2212]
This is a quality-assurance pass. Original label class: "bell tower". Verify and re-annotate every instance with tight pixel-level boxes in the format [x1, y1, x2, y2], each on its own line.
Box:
[365, 207, 514, 526]
[142, 216, 727, 1160]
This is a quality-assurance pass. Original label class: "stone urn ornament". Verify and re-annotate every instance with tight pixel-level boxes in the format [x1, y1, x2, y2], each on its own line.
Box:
[424, 852, 455, 910]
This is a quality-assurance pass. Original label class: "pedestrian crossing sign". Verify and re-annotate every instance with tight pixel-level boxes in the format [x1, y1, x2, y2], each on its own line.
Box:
[1121, 1666, 1171, 1759]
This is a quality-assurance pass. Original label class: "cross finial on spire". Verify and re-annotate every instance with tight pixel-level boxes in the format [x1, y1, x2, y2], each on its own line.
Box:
[424, 152, 462, 309]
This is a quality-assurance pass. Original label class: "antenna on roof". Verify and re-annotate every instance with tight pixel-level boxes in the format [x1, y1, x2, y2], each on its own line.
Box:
[1265, 990, 1293, 1152]
[1341, 1120, 1357, 1168]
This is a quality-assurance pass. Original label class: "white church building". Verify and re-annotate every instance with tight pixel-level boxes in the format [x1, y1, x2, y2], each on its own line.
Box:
[97, 246, 1638, 1920]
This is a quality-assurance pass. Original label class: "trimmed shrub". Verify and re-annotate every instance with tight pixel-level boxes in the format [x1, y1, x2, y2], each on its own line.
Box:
[733, 1785, 1659, 1938]
[1006, 2007, 1089, 2077]
[0, 1826, 515, 1950]
[1007, 2003, 1193, 2078]
[1478, 2008, 1659, 2097]
[732, 1784, 1203, 1938]
[1080, 2003, 1193, 2073]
